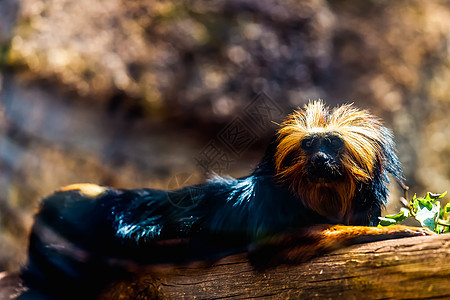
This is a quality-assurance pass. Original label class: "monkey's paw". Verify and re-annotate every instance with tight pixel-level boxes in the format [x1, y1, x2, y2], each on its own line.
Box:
[384, 225, 435, 237]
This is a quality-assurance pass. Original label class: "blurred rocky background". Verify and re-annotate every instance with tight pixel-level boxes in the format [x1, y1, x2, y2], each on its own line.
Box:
[1, 0, 450, 273]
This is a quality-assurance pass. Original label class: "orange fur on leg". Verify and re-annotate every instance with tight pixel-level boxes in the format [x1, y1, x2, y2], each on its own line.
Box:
[250, 224, 434, 267]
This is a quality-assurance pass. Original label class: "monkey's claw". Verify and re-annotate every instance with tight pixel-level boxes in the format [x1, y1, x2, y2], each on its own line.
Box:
[387, 225, 436, 237]
[403, 226, 435, 236]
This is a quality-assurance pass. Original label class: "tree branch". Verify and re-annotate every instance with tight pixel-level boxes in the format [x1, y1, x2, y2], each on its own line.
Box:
[2, 234, 450, 299]
[102, 234, 450, 299]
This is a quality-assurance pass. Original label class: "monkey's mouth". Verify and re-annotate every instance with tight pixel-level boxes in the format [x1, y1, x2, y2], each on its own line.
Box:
[306, 162, 343, 183]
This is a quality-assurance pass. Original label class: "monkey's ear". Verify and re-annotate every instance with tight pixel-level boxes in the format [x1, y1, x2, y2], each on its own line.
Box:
[379, 126, 404, 183]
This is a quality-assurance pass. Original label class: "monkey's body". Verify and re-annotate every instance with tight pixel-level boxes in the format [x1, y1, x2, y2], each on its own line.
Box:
[21, 101, 432, 299]
[23, 167, 327, 298]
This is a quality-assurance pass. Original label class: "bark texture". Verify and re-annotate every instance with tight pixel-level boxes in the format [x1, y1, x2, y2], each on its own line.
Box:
[1, 234, 449, 299]
[103, 234, 450, 299]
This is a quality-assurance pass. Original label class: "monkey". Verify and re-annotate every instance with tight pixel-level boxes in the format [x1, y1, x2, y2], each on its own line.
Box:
[19, 100, 433, 299]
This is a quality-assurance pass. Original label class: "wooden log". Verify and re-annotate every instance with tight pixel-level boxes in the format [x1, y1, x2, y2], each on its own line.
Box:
[101, 234, 450, 299]
[2, 234, 450, 299]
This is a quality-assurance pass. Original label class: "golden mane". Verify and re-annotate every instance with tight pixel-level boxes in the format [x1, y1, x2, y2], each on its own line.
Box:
[274, 100, 386, 222]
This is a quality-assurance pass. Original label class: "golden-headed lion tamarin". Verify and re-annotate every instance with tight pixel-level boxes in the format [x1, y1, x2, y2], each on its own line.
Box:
[20, 100, 432, 299]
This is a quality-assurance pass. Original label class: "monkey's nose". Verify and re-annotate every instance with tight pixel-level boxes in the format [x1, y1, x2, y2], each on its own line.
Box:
[312, 152, 329, 166]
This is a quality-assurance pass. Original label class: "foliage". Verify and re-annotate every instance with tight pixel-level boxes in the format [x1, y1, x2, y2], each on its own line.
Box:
[379, 192, 450, 234]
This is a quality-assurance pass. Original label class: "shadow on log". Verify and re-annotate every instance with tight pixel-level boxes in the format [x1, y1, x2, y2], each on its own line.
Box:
[2, 234, 450, 299]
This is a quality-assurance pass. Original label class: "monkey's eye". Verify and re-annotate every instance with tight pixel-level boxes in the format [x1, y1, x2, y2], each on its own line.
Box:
[301, 138, 315, 150]
[326, 136, 344, 149]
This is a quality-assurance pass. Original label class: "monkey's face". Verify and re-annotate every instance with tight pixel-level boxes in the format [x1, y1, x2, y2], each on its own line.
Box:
[274, 100, 391, 221]
[300, 133, 345, 183]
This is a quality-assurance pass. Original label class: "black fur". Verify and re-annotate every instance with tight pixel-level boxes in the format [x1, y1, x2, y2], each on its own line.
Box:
[20, 129, 403, 299]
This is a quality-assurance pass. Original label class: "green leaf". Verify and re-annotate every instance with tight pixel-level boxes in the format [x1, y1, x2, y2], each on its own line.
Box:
[381, 191, 449, 233]
[444, 203, 450, 214]
[399, 207, 411, 218]
[429, 191, 447, 200]
[378, 208, 411, 227]
[416, 198, 433, 210]
[414, 198, 440, 231]
[438, 219, 450, 226]
[378, 217, 398, 226]
[411, 194, 419, 212]
[385, 208, 410, 222]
